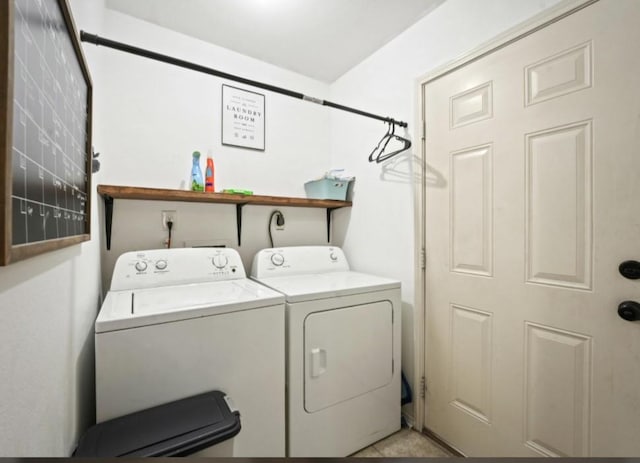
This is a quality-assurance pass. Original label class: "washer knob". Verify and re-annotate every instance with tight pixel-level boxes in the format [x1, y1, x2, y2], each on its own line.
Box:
[135, 261, 147, 272]
[155, 260, 167, 270]
[329, 252, 338, 262]
[212, 255, 228, 269]
[271, 253, 285, 266]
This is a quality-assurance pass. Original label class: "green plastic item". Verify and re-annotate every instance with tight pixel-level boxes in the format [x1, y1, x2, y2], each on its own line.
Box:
[222, 189, 254, 195]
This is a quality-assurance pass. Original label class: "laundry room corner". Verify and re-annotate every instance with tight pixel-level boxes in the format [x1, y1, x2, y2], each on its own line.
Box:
[3, 0, 617, 458]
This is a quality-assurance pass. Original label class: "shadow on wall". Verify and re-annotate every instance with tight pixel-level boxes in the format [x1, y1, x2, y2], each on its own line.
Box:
[0, 246, 82, 292]
[330, 207, 352, 250]
[71, 325, 96, 455]
[423, 163, 447, 189]
[66, 247, 101, 455]
[379, 152, 447, 189]
[96, 192, 106, 263]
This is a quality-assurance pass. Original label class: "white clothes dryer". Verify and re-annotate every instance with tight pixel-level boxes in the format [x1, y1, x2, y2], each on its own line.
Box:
[251, 246, 401, 457]
[95, 248, 285, 457]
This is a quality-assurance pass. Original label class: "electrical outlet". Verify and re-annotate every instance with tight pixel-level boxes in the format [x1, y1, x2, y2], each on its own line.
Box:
[161, 210, 177, 230]
[274, 211, 285, 231]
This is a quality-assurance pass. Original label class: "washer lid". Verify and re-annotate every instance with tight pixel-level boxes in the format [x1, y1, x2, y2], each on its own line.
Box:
[96, 279, 284, 333]
[252, 271, 400, 303]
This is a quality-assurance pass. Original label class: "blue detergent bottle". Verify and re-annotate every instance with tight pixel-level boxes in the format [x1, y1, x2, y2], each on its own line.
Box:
[191, 151, 204, 191]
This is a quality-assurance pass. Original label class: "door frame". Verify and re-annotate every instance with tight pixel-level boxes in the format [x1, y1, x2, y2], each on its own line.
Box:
[412, 0, 598, 434]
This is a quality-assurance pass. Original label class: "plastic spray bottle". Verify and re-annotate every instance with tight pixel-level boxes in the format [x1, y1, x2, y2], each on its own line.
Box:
[191, 151, 204, 192]
[205, 152, 215, 192]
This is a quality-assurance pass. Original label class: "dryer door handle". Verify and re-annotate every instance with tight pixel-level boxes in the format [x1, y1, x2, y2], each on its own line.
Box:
[310, 348, 327, 378]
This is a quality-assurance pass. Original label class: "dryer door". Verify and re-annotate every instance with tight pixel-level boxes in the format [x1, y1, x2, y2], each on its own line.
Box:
[304, 300, 393, 413]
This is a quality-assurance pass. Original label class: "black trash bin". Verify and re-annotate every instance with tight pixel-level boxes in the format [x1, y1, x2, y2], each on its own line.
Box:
[74, 391, 241, 457]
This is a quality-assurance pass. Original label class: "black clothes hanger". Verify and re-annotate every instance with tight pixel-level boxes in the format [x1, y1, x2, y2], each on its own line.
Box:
[368, 121, 394, 163]
[368, 121, 412, 164]
[375, 132, 411, 163]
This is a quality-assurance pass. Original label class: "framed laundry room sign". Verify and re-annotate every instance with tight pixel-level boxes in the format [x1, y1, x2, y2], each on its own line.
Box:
[221, 84, 265, 151]
[0, 0, 93, 265]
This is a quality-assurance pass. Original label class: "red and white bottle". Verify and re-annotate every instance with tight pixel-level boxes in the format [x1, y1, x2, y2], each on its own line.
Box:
[205, 154, 215, 192]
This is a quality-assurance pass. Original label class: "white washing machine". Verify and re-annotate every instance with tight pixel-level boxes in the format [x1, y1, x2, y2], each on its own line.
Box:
[95, 247, 286, 457]
[251, 246, 401, 457]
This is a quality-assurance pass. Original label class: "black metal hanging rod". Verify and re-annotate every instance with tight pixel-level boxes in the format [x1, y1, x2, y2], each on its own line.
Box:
[80, 31, 408, 128]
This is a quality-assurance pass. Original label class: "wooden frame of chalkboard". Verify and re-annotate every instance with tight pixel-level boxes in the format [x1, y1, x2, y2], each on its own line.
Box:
[0, 0, 93, 266]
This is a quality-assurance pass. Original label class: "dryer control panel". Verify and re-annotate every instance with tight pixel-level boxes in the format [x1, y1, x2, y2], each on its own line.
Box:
[251, 246, 350, 278]
[111, 248, 246, 291]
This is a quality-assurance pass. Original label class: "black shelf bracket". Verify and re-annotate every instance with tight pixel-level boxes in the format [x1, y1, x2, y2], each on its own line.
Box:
[100, 195, 345, 249]
[326, 208, 337, 243]
[236, 203, 245, 246]
[104, 195, 114, 250]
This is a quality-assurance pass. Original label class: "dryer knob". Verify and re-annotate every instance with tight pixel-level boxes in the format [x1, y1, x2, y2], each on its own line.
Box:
[329, 252, 338, 261]
[155, 260, 167, 270]
[271, 253, 285, 266]
[135, 261, 147, 272]
[212, 255, 228, 269]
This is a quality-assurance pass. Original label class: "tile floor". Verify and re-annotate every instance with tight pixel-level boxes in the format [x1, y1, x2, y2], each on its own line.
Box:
[350, 428, 455, 458]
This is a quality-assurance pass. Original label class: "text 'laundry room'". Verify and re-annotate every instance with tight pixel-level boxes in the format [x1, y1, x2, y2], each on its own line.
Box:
[1, 0, 640, 458]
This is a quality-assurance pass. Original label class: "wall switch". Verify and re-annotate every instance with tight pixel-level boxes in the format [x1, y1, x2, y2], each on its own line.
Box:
[161, 210, 177, 230]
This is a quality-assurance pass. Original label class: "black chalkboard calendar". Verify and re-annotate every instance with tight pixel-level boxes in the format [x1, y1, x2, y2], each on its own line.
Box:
[0, 0, 92, 265]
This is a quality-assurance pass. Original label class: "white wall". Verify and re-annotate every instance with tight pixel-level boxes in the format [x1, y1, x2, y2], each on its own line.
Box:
[0, 0, 567, 456]
[0, 0, 104, 456]
[96, 8, 334, 286]
[329, 0, 562, 423]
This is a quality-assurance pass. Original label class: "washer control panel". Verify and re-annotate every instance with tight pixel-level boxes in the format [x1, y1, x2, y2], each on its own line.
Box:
[111, 248, 245, 291]
[251, 246, 349, 278]
[270, 253, 285, 266]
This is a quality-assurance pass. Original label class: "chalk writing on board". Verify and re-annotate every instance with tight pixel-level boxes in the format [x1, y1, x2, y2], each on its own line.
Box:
[10, 0, 90, 246]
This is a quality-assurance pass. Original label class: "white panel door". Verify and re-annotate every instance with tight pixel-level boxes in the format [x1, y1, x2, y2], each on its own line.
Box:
[423, 0, 640, 456]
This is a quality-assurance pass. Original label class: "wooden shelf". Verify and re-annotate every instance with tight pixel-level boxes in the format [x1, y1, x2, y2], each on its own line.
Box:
[97, 184, 352, 249]
[97, 185, 352, 208]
